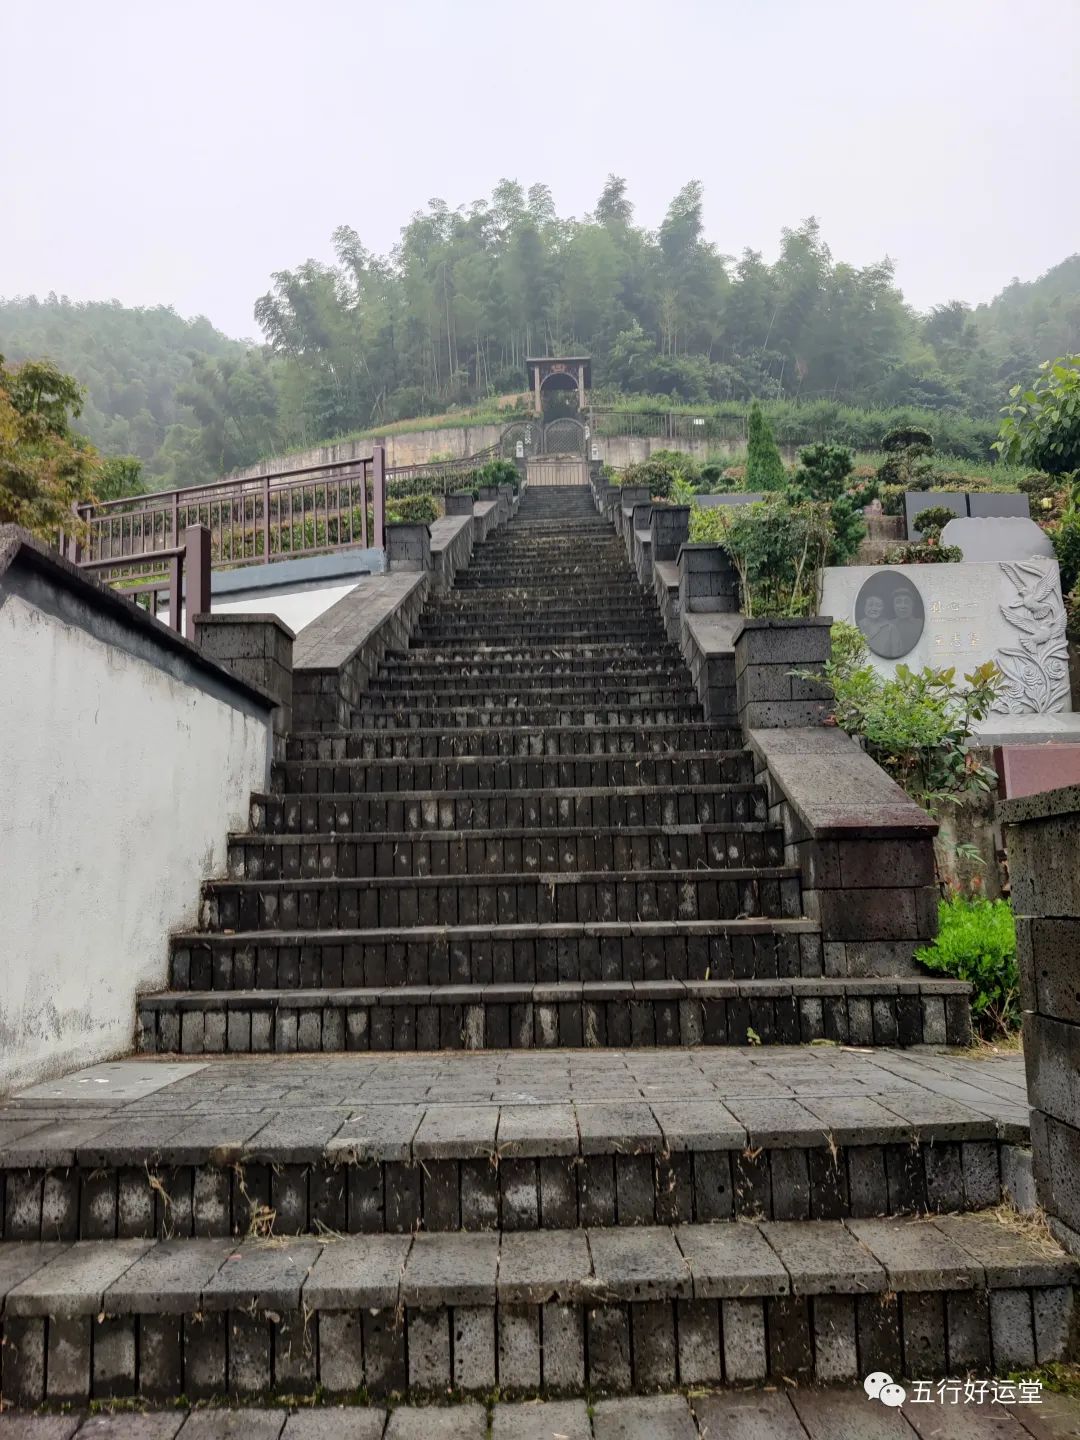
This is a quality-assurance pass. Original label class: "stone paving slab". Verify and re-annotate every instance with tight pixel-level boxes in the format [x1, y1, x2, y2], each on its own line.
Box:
[7, 1391, 1078, 1439]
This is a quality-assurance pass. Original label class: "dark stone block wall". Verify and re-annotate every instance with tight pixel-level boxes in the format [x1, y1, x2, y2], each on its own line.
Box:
[1002, 785, 1080, 1256]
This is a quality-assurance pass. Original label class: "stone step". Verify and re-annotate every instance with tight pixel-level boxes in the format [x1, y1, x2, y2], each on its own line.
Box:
[351, 705, 707, 730]
[167, 918, 822, 991]
[379, 657, 684, 678]
[196, 867, 803, 933]
[409, 624, 669, 644]
[226, 823, 786, 880]
[274, 753, 755, 797]
[285, 723, 742, 760]
[138, 977, 971, 1054]
[252, 783, 768, 835]
[370, 667, 692, 691]
[397, 642, 685, 663]
[0, 1107, 1027, 1243]
[359, 686, 701, 710]
[0, 1213, 1071, 1402]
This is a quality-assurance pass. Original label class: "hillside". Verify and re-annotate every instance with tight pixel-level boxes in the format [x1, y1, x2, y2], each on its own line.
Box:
[3, 181, 1080, 490]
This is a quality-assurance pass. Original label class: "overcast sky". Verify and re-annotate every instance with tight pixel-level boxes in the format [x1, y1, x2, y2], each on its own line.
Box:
[4, 0, 1078, 342]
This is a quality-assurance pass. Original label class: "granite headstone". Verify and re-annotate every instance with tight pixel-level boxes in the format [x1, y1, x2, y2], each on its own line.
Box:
[969, 492, 1030, 519]
[904, 490, 968, 539]
[820, 556, 1071, 715]
[940, 516, 1055, 563]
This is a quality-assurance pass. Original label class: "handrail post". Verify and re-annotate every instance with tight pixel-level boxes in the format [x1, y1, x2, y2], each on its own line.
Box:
[372, 446, 386, 551]
[262, 473, 271, 562]
[171, 493, 179, 553]
[184, 523, 211, 641]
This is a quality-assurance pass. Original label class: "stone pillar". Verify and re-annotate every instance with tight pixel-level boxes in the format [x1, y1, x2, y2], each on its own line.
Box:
[734, 617, 832, 730]
[386, 522, 431, 572]
[497, 483, 514, 522]
[677, 543, 738, 615]
[194, 612, 294, 753]
[534, 367, 542, 415]
[651, 506, 691, 562]
[577, 363, 585, 413]
[1002, 785, 1080, 1254]
[445, 492, 474, 517]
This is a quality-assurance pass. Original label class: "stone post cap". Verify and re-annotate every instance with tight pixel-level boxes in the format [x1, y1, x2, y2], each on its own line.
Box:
[193, 611, 296, 641]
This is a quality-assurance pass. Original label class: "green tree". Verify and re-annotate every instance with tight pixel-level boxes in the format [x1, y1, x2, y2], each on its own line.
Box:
[0, 355, 100, 539]
[996, 354, 1080, 476]
[745, 401, 787, 491]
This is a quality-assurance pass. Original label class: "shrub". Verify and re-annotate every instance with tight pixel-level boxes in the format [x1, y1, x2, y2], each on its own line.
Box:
[1052, 510, 1080, 594]
[881, 425, 933, 454]
[786, 442, 871, 565]
[818, 622, 1002, 813]
[878, 483, 906, 516]
[699, 462, 725, 487]
[478, 457, 520, 491]
[387, 493, 439, 524]
[745, 401, 787, 492]
[883, 542, 963, 564]
[690, 496, 831, 616]
[913, 506, 960, 542]
[915, 896, 1019, 1037]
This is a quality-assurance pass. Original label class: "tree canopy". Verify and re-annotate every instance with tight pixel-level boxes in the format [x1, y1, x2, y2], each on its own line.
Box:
[3, 179, 1080, 490]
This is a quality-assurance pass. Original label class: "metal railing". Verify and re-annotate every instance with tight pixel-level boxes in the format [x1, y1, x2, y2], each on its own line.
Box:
[69, 442, 507, 570]
[588, 408, 748, 443]
[77, 524, 212, 641]
[72, 449, 387, 570]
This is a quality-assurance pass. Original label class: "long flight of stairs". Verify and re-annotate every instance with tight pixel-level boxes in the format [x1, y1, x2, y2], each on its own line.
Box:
[0, 485, 1073, 1418]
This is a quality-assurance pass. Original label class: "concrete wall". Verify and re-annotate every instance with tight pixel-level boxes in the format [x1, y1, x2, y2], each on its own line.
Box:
[227, 423, 505, 480]
[0, 531, 273, 1093]
[594, 435, 798, 469]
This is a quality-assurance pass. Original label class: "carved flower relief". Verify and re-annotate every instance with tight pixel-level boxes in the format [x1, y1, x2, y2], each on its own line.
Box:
[991, 558, 1071, 714]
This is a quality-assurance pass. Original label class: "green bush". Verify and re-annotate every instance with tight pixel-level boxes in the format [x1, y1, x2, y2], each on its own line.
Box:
[884, 541, 963, 564]
[881, 424, 933, 454]
[478, 457, 520, 491]
[745, 401, 787, 491]
[1053, 511, 1080, 593]
[689, 496, 831, 616]
[387, 493, 439, 524]
[913, 506, 960, 541]
[915, 896, 1019, 1037]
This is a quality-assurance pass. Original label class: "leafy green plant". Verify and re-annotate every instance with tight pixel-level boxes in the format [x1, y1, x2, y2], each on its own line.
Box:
[690, 497, 831, 616]
[818, 622, 1002, 813]
[884, 541, 963, 564]
[996, 355, 1080, 477]
[387, 493, 439, 524]
[478, 457, 520, 491]
[916, 896, 1019, 1037]
[1052, 511, 1080, 594]
[913, 505, 960, 542]
[745, 401, 787, 492]
[786, 442, 873, 564]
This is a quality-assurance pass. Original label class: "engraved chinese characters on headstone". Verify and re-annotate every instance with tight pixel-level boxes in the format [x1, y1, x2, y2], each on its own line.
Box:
[820, 556, 1072, 715]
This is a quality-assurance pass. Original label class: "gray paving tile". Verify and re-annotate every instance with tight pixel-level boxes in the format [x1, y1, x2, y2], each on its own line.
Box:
[491, 1400, 591, 1440]
[593, 1396, 697, 1439]
[384, 1406, 487, 1440]
[791, 1389, 915, 1439]
[177, 1414, 286, 1440]
[280, 1411, 387, 1439]
[694, 1391, 807, 1439]
[74, 1416, 186, 1439]
[5, 1239, 155, 1316]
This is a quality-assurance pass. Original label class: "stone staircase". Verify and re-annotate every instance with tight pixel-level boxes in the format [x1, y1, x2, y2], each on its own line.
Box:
[0, 484, 1074, 1416]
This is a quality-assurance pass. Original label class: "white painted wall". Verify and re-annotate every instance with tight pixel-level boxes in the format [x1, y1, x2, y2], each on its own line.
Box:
[211, 580, 363, 635]
[0, 591, 271, 1093]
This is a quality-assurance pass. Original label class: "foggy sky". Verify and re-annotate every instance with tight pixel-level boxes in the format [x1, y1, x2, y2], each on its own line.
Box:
[3, 0, 1078, 341]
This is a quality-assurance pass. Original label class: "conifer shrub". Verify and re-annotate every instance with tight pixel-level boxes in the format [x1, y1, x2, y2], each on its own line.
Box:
[745, 401, 787, 491]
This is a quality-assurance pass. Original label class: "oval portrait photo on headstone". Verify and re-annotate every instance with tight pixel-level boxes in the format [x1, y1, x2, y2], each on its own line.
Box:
[854, 570, 925, 659]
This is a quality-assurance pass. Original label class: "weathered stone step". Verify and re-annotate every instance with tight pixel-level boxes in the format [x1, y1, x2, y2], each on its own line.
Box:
[360, 685, 701, 710]
[371, 667, 692, 692]
[380, 657, 683, 679]
[0, 1214, 1071, 1402]
[0, 1107, 1027, 1242]
[167, 918, 820, 992]
[252, 783, 768, 835]
[284, 723, 743, 761]
[410, 624, 668, 644]
[197, 867, 803, 933]
[138, 977, 970, 1054]
[274, 752, 754, 798]
[399, 642, 684, 662]
[226, 823, 785, 880]
[352, 704, 706, 730]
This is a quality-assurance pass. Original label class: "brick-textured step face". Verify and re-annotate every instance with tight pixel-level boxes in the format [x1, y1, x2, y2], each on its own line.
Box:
[0, 1216, 1072, 1403]
[275, 751, 756, 796]
[254, 784, 768, 836]
[197, 869, 803, 932]
[138, 978, 971, 1054]
[0, 1137, 1019, 1242]
[284, 723, 745, 761]
[226, 824, 787, 880]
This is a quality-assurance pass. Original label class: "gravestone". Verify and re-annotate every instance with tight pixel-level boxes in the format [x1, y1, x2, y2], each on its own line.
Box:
[940, 516, 1055, 562]
[820, 556, 1072, 715]
[969, 491, 1030, 519]
[904, 490, 967, 538]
